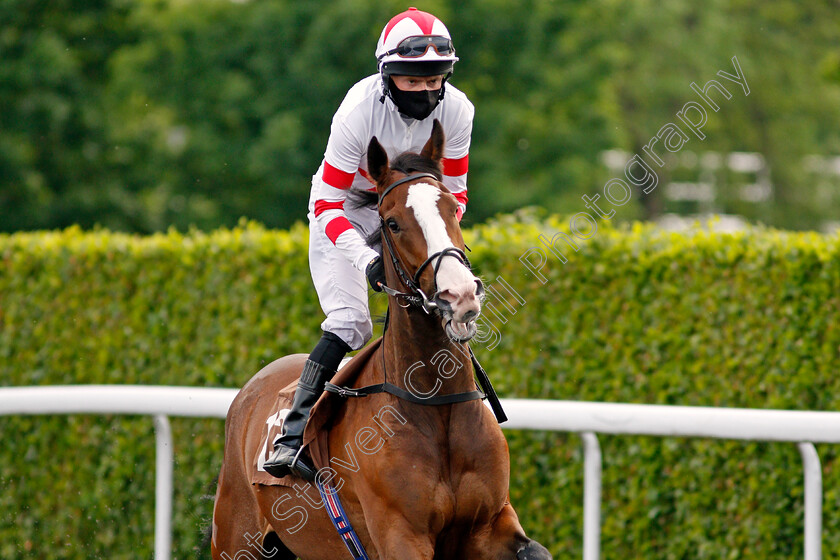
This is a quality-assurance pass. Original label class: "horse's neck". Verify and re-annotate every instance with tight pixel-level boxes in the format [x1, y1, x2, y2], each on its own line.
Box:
[379, 305, 475, 397]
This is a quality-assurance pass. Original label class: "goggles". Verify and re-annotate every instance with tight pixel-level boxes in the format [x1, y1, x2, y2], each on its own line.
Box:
[381, 35, 454, 59]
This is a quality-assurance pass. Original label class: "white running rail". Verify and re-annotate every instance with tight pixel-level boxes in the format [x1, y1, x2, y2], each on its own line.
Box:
[2, 386, 838, 560]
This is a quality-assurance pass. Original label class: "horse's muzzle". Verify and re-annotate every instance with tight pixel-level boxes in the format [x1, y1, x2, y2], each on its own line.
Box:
[432, 278, 484, 321]
[433, 278, 484, 341]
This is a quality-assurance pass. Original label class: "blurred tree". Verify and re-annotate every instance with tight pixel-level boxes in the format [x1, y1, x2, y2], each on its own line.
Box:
[104, 0, 402, 231]
[565, 0, 739, 220]
[0, 0, 838, 233]
[719, 0, 840, 229]
[449, 0, 614, 224]
[0, 0, 140, 231]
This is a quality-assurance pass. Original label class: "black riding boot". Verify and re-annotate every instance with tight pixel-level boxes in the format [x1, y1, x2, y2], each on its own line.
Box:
[263, 332, 350, 481]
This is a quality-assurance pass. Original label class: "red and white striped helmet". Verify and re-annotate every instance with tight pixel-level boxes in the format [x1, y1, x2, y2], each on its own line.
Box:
[375, 7, 458, 77]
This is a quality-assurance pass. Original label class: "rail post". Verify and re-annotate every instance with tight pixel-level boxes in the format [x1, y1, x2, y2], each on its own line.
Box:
[798, 442, 822, 560]
[153, 415, 173, 560]
[581, 432, 602, 560]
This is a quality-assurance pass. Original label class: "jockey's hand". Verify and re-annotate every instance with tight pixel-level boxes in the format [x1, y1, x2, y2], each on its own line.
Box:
[366, 256, 386, 292]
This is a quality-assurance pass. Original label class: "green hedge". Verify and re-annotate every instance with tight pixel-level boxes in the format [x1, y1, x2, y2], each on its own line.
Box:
[1, 214, 839, 559]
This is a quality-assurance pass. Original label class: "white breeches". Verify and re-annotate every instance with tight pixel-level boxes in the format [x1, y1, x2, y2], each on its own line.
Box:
[307, 206, 380, 351]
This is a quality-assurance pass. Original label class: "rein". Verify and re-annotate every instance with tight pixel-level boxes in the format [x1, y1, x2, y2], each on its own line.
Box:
[324, 380, 483, 405]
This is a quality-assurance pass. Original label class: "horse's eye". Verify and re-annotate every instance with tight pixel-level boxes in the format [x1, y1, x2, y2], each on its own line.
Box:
[386, 218, 400, 233]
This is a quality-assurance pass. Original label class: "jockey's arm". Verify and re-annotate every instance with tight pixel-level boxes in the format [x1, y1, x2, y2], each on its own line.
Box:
[311, 118, 379, 272]
[440, 102, 473, 221]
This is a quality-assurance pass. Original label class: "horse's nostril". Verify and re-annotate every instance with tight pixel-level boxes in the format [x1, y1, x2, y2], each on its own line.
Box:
[433, 291, 454, 312]
[461, 309, 478, 323]
[474, 278, 485, 298]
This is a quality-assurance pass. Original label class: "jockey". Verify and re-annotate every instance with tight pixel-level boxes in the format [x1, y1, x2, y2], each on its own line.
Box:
[263, 7, 474, 480]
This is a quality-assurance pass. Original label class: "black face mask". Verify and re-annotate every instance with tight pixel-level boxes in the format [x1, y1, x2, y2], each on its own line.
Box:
[388, 79, 443, 120]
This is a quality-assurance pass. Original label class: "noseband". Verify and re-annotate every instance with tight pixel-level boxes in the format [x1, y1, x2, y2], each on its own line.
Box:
[377, 173, 471, 314]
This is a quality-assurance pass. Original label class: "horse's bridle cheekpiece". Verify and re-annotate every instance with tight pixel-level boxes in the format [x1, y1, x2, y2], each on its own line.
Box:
[377, 172, 471, 314]
[323, 172, 508, 424]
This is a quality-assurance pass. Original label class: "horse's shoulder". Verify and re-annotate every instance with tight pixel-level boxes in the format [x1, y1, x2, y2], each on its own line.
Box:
[449, 404, 508, 454]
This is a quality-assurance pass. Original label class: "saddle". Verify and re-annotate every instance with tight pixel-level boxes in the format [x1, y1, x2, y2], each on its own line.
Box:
[250, 337, 383, 486]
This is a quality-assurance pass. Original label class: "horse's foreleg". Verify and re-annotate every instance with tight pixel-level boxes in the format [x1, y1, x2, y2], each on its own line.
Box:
[462, 503, 552, 560]
[366, 515, 436, 560]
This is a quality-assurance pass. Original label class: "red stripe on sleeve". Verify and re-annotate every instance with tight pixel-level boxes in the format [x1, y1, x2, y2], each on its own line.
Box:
[452, 190, 469, 207]
[325, 216, 354, 244]
[442, 154, 469, 176]
[322, 161, 355, 189]
[314, 199, 345, 217]
[358, 167, 375, 184]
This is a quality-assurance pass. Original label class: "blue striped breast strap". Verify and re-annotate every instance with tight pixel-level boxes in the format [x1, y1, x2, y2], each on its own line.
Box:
[315, 480, 371, 560]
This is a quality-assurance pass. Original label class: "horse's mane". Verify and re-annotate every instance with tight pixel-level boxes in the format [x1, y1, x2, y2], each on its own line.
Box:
[347, 151, 444, 249]
[391, 152, 443, 182]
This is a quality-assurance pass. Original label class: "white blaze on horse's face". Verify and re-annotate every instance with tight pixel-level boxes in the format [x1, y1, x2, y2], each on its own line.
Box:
[405, 182, 482, 341]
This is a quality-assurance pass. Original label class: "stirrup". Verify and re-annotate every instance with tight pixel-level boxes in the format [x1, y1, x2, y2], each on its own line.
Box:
[265, 443, 317, 481]
[289, 447, 318, 482]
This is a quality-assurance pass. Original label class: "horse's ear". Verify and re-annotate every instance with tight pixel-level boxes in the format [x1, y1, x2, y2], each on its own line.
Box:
[420, 119, 445, 163]
[367, 136, 390, 186]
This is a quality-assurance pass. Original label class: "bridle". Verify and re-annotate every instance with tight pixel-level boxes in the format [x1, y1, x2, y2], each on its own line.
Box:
[323, 170, 508, 425]
[376, 172, 471, 315]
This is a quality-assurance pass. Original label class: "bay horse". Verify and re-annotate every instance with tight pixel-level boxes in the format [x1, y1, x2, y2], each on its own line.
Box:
[211, 121, 552, 560]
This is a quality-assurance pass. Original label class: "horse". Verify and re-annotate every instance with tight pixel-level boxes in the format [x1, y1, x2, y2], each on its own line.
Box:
[211, 120, 553, 560]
